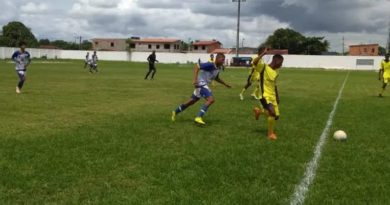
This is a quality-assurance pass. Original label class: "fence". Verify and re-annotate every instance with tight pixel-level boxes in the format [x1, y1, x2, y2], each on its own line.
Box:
[0, 47, 383, 70]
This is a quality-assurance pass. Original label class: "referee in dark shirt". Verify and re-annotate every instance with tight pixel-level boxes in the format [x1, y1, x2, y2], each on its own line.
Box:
[145, 51, 159, 80]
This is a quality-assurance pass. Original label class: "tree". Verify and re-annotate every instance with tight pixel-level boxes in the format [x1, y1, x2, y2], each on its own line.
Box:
[262, 28, 329, 55]
[1, 21, 38, 47]
[379, 46, 387, 55]
[39, 39, 51, 45]
[81, 40, 92, 50]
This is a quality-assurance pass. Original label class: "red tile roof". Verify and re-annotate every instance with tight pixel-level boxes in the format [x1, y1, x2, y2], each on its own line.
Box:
[192, 40, 221, 46]
[211, 48, 233, 54]
[131, 38, 181, 43]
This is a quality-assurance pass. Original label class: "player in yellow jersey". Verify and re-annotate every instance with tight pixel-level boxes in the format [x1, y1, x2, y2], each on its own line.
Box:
[239, 47, 268, 100]
[252, 54, 284, 140]
[379, 54, 390, 97]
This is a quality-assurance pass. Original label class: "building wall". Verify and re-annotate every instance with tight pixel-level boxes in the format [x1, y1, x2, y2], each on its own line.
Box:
[191, 43, 222, 53]
[0, 47, 383, 70]
[131, 42, 180, 52]
[349, 45, 379, 56]
[92, 39, 127, 51]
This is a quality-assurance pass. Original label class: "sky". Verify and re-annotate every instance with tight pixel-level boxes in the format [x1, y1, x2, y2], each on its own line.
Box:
[1, 0, 390, 52]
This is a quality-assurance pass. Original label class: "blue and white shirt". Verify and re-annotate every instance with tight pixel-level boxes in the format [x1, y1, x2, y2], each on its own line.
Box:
[91, 53, 98, 64]
[197, 62, 220, 87]
[12, 50, 31, 71]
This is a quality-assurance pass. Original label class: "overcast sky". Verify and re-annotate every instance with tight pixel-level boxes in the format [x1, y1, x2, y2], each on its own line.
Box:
[1, 0, 390, 52]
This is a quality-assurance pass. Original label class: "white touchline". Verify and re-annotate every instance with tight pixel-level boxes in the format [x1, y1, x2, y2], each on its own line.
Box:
[290, 72, 350, 205]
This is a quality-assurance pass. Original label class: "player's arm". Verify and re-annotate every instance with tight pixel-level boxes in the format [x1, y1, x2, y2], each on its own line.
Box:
[252, 48, 269, 66]
[275, 85, 280, 104]
[215, 75, 231, 88]
[379, 68, 384, 81]
[11, 52, 19, 63]
[25, 53, 31, 69]
[193, 64, 200, 86]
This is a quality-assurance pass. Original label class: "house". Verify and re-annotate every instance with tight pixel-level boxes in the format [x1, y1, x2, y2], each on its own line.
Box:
[91, 38, 128, 51]
[190, 40, 222, 53]
[349, 44, 379, 56]
[129, 38, 181, 52]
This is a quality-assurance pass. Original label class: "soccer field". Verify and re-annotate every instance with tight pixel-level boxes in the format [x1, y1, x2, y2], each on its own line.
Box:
[0, 60, 389, 204]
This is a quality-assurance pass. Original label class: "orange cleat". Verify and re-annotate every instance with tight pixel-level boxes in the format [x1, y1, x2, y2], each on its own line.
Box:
[268, 132, 277, 140]
[253, 107, 261, 120]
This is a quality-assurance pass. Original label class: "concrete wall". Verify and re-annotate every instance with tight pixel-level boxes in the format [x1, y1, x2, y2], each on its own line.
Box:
[0, 47, 383, 70]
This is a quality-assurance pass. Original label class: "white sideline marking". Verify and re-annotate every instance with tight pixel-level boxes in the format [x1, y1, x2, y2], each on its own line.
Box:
[290, 72, 350, 205]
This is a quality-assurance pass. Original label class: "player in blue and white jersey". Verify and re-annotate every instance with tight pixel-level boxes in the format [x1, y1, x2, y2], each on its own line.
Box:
[171, 53, 231, 125]
[12, 41, 31, 94]
[84, 52, 90, 68]
[89, 51, 98, 73]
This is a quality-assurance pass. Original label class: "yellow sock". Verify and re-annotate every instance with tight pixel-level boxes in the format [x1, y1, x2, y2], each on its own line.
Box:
[241, 88, 246, 95]
[268, 116, 275, 134]
[255, 86, 260, 99]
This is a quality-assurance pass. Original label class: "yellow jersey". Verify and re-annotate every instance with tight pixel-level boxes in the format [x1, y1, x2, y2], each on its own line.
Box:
[261, 64, 279, 99]
[381, 60, 390, 78]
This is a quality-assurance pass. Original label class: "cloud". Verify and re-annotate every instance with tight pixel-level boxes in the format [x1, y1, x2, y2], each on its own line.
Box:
[0, 0, 389, 51]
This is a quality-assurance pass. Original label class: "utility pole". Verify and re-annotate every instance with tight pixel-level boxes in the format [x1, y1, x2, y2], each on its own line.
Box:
[386, 21, 390, 54]
[342, 36, 345, 55]
[79, 36, 82, 50]
[233, 0, 246, 58]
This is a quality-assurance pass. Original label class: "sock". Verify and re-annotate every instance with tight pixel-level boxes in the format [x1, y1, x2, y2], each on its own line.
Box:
[197, 104, 209, 117]
[240, 88, 246, 95]
[175, 104, 188, 114]
[268, 116, 275, 135]
[18, 80, 24, 89]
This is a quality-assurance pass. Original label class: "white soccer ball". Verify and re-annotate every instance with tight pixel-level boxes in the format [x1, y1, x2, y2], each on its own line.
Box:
[333, 130, 347, 141]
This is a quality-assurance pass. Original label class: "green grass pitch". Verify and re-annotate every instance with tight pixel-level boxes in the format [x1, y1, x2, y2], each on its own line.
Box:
[0, 60, 389, 204]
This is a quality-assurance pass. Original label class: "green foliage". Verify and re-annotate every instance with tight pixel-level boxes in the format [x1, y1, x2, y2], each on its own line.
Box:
[263, 28, 329, 55]
[0, 21, 38, 47]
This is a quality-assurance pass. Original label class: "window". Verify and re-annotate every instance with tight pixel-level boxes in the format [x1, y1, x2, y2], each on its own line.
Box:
[194, 46, 198, 50]
[164, 44, 170, 49]
[111, 42, 115, 47]
[372, 48, 375, 53]
[202, 46, 206, 50]
[363, 48, 367, 52]
[148, 44, 152, 49]
[95, 42, 99, 45]
[130, 43, 136, 49]
[156, 45, 160, 49]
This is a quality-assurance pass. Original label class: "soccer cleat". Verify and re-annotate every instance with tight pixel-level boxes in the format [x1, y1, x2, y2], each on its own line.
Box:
[171, 111, 176, 122]
[253, 107, 261, 120]
[268, 132, 277, 140]
[16, 87, 21, 94]
[239, 93, 244, 101]
[379, 93, 383, 98]
[194, 117, 206, 125]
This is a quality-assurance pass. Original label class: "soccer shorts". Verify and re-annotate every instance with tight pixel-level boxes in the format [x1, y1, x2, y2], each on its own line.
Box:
[16, 70, 26, 80]
[192, 85, 213, 99]
[383, 77, 390, 84]
[263, 96, 280, 117]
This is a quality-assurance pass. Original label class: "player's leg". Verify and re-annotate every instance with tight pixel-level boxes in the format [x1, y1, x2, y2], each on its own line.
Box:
[16, 71, 26, 93]
[379, 78, 388, 97]
[172, 92, 200, 122]
[145, 64, 153, 79]
[151, 65, 156, 80]
[265, 101, 279, 140]
[195, 87, 214, 125]
[240, 75, 252, 100]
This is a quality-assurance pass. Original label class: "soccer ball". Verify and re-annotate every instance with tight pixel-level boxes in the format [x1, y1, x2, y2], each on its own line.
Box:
[333, 130, 347, 141]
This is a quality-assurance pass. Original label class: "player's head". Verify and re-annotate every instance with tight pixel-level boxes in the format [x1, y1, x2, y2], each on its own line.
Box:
[257, 46, 267, 54]
[214, 53, 225, 67]
[385, 53, 390, 60]
[271, 54, 284, 69]
[210, 54, 214, 59]
[19, 41, 26, 51]
[152, 50, 156, 54]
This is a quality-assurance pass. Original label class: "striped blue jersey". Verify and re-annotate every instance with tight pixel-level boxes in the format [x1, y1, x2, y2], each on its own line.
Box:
[197, 62, 220, 86]
[12, 50, 31, 71]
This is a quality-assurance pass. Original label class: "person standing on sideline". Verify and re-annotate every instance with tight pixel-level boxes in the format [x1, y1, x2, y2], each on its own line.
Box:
[84, 52, 90, 68]
[12, 41, 31, 94]
[145, 51, 159, 80]
[379, 53, 390, 97]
